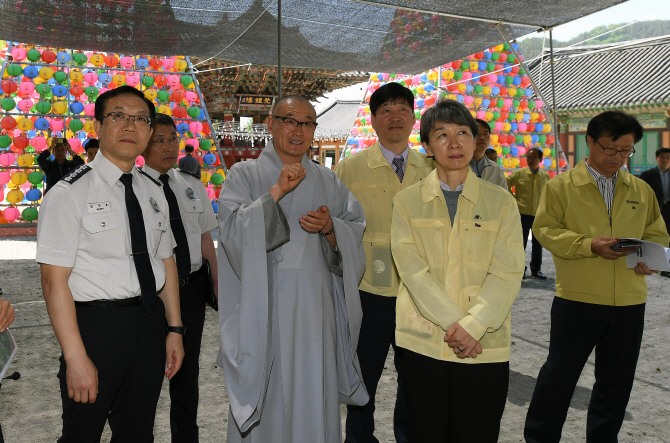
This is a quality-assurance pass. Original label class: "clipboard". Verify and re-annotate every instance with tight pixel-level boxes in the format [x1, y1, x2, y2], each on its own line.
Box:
[0, 328, 18, 380]
[621, 238, 670, 272]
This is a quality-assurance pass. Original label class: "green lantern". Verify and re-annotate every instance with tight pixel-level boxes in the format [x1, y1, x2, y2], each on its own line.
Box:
[53, 71, 67, 83]
[487, 62, 495, 72]
[505, 76, 514, 85]
[0, 134, 12, 148]
[22, 207, 38, 221]
[488, 121, 495, 130]
[512, 99, 520, 108]
[453, 70, 463, 81]
[550, 149, 556, 156]
[36, 101, 51, 114]
[507, 54, 516, 63]
[539, 135, 547, 143]
[27, 49, 41, 62]
[142, 76, 154, 87]
[6, 64, 23, 77]
[1, 97, 16, 111]
[85, 86, 98, 98]
[69, 119, 84, 132]
[474, 84, 483, 93]
[36, 84, 51, 95]
[496, 98, 504, 107]
[528, 100, 536, 109]
[491, 52, 500, 61]
[493, 111, 500, 120]
[516, 89, 525, 97]
[73, 52, 87, 65]
[502, 147, 511, 155]
[180, 75, 193, 87]
[28, 171, 44, 184]
[157, 90, 170, 102]
[515, 135, 523, 144]
[414, 110, 421, 118]
[518, 68, 526, 75]
[503, 43, 510, 51]
[200, 139, 212, 150]
[187, 107, 200, 118]
[210, 173, 224, 185]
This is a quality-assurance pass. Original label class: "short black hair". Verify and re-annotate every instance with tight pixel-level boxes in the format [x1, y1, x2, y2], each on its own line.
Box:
[370, 82, 414, 116]
[527, 147, 543, 160]
[656, 147, 670, 157]
[84, 139, 99, 151]
[95, 85, 156, 124]
[184, 144, 194, 153]
[474, 118, 491, 134]
[152, 112, 177, 130]
[420, 99, 479, 144]
[586, 111, 643, 144]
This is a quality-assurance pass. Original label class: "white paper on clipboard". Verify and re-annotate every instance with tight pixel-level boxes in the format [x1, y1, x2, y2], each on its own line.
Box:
[0, 328, 18, 380]
[622, 238, 670, 272]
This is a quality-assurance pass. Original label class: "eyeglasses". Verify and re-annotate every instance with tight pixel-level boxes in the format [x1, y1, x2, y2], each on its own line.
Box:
[273, 115, 318, 131]
[151, 136, 180, 145]
[594, 139, 635, 158]
[103, 111, 152, 127]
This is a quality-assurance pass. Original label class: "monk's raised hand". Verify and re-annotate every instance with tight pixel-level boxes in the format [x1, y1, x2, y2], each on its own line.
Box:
[300, 206, 332, 233]
[271, 164, 305, 202]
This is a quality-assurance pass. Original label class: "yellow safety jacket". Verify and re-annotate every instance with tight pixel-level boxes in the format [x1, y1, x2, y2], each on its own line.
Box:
[533, 160, 670, 306]
[391, 169, 525, 363]
[335, 142, 434, 297]
[506, 167, 551, 216]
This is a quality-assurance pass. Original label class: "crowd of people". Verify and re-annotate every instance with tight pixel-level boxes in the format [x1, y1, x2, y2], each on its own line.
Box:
[0, 80, 668, 443]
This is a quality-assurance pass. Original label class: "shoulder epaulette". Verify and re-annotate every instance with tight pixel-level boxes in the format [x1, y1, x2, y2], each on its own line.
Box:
[138, 168, 162, 186]
[178, 168, 201, 180]
[60, 164, 91, 185]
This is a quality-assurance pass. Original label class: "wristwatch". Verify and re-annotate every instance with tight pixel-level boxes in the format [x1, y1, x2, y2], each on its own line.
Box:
[167, 326, 186, 335]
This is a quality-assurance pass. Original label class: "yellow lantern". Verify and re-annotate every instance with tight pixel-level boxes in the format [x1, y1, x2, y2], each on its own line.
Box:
[112, 74, 125, 85]
[543, 148, 552, 157]
[200, 170, 211, 184]
[6, 189, 24, 203]
[508, 87, 517, 97]
[485, 111, 494, 121]
[523, 135, 532, 145]
[446, 94, 457, 101]
[427, 71, 438, 81]
[482, 86, 492, 95]
[495, 146, 502, 155]
[157, 104, 172, 115]
[90, 53, 104, 67]
[457, 83, 467, 93]
[84, 120, 96, 133]
[469, 110, 476, 118]
[469, 61, 478, 71]
[17, 117, 33, 131]
[442, 70, 454, 80]
[174, 59, 188, 71]
[53, 101, 68, 115]
[179, 139, 185, 150]
[543, 124, 552, 133]
[17, 154, 33, 167]
[530, 112, 539, 122]
[490, 134, 498, 144]
[502, 158, 511, 168]
[144, 89, 157, 100]
[11, 171, 28, 185]
[503, 122, 511, 132]
[515, 112, 524, 121]
[39, 66, 54, 80]
[474, 97, 482, 107]
[69, 69, 83, 83]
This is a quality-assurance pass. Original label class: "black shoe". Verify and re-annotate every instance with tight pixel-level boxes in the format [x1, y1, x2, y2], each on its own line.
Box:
[661, 271, 670, 278]
[522, 266, 527, 279]
[531, 270, 547, 279]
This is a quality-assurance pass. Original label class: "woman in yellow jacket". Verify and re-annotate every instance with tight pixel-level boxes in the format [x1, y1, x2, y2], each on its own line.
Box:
[391, 100, 525, 442]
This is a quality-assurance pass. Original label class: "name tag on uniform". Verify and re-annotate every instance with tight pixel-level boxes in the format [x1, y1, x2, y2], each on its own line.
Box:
[87, 202, 111, 213]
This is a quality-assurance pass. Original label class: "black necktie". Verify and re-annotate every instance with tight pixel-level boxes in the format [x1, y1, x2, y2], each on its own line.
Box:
[120, 173, 157, 313]
[159, 174, 191, 280]
[392, 157, 405, 183]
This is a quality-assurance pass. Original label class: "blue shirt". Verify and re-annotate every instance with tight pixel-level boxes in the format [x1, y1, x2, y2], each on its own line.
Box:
[379, 142, 408, 174]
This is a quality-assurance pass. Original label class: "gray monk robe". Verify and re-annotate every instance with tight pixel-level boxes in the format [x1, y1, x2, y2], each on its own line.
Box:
[217, 142, 369, 443]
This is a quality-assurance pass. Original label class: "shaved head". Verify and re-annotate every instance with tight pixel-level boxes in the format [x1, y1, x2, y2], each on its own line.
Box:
[272, 95, 314, 116]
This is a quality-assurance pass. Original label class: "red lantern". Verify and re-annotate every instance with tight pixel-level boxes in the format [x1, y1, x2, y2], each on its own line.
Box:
[172, 106, 187, 118]
[154, 74, 166, 87]
[70, 85, 84, 97]
[170, 89, 184, 102]
[527, 123, 535, 132]
[499, 87, 507, 96]
[452, 60, 462, 69]
[546, 135, 555, 144]
[1, 116, 16, 130]
[13, 135, 29, 149]
[42, 49, 57, 63]
[149, 57, 162, 70]
[105, 54, 119, 67]
[1, 80, 18, 94]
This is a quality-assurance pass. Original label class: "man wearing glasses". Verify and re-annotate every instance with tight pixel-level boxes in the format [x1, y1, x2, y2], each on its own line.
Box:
[141, 113, 219, 442]
[217, 95, 368, 443]
[525, 111, 669, 443]
[506, 147, 550, 279]
[37, 86, 184, 441]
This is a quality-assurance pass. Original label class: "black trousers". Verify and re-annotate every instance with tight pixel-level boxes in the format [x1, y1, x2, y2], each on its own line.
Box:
[58, 299, 167, 443]
[521, 214, 543, 272]
[345, 291, 408, 443]
[402, 348, 509, 443]
[169, 270, 207, 443]
[524, 297, 645, 443]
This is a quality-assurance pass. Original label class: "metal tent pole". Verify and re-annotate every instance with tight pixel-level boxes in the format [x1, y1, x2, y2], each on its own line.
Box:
[549, 29, 563, 175]
[277, 0, 282, 100]
[0, 42, 13, 80]
[496, 24, 569, 173]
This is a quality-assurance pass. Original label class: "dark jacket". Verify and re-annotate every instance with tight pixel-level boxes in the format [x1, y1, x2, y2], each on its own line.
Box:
[640, 166, 670, 233]
[37, 150, 85, 194]
[178, 154, 201, 178]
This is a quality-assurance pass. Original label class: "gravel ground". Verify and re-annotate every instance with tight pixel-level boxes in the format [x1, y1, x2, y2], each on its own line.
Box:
[0, 235, 668, 442]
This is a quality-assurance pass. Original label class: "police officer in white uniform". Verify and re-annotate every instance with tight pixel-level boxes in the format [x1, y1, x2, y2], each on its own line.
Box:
[37, 86, 185, 442]
[140, 113, 218, 442]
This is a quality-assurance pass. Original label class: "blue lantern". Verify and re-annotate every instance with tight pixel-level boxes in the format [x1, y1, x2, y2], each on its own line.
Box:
[203, 153, 216, 165]
[23, 66, 39, 78]
[35, 118, 50, 130]
[27, 189, 42, 202]
[211, 201, 218, 214]
[56, 51, 71, 64]
[69, 102, 84, 114]
[98, 73, 112, 84]
[176, 123, 190, 134]
[52, 85, 67, 97]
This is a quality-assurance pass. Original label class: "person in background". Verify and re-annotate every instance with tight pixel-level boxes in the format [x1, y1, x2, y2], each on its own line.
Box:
[335, 82, 434, 443]
[485, 147, 498, 163]
[640, 147, 670, 277]
[506, 147, 551, 279]
[84, 139, 99, 163]
[37, 137, 85, 194]
[525, 111, 670, 443]
[178, 144, 201, 178]
[470, 118, 508, 190]
[141, 113, 219, 442]
[391, 99, 524, 442]
[0, 297, 14, 332]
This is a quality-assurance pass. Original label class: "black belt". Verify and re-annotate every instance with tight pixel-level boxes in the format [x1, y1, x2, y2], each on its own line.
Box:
[75, 296, 142, 307]
[178, 265, 204, 287]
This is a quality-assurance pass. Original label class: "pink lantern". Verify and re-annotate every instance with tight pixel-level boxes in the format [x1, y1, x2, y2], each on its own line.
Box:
[135, 155, 145, 167]
[84, 72, 98, 85]
[120, 56, 134, 68]
[0, 170, 10, 184]
[31, 136, 47, 151]
[186, 138, 199, 149]
[413, 121, 420, 130]
[463, 96, 474, 105]
[84, 103, 96, 116]
[167, 75, 179, 87]
[68, 138, 82, 152]
[50, 118, 65, 131]
[125, 75, 140, 87]
[3, 207, 19, 221]
[189, 122, 203, 133]
[476, 111, 486, 119]
[10, 48, 26, 61]
[205, 187, 215, 199]
[517, 147, 527, 156]
[162, 59, 175, 70]
[98, 87, 110, 95]
[494, 122, 504, 131]
[504, 99, 513, 108]
[17, 99, 33, 112]
[19, 82, 35, 95]
[518, 123, 528, 132]
[488, 74, 497, 83]
[462, 72, 472, 80]
[184, 91, 197, 103]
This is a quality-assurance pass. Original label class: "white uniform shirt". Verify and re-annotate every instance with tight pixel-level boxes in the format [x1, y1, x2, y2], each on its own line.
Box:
[36, 151, 176, 301]
[141, 165, 218, 273]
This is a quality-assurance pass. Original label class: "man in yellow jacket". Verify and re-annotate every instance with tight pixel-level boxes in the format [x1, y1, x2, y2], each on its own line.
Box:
[335, 83, 434, 443]
[470, 118, 508, 190]
[506, 147, 551, 279]
[391, 100, 525, 442]
[525, 111, 670, 443]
